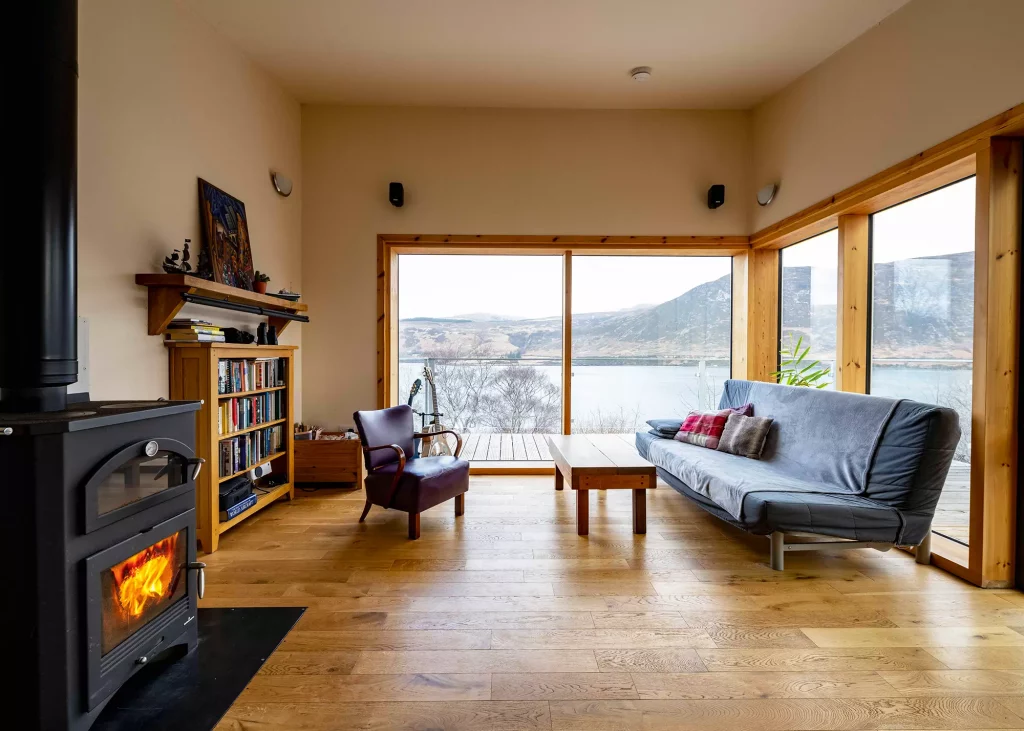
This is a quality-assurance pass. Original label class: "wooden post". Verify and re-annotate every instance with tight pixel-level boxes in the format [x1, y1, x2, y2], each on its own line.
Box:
[562, 251, 572, 434]
[731, 252, 749, 379]
[736, 248, 779, 381]
[836, 214, 870, 393]
[970, 137, 1022, 588]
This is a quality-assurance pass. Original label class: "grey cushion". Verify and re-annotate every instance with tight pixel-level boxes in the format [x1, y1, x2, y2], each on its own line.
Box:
[718, 414, 773, 459]
[646, 418, 683, 438]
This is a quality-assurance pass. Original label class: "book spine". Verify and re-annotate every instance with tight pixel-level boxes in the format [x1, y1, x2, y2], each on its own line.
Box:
[221, 493, 258, 521]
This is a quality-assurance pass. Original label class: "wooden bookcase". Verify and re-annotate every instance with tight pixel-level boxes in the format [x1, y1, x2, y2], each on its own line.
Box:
[167, 342, 296, 553]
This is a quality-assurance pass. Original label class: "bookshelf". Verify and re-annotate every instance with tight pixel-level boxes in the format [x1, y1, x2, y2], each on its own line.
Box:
[167, 342, 297, 553]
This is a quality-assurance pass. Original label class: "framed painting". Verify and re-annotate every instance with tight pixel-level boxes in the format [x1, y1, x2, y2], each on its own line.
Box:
[197, 178, 255, 290]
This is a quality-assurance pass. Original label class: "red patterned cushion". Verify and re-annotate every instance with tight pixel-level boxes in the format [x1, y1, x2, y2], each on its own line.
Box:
[674, 409, 732, 449]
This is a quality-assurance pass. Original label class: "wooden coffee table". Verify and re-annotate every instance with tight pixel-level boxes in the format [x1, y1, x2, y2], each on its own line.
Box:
[545, 434, 657, 536]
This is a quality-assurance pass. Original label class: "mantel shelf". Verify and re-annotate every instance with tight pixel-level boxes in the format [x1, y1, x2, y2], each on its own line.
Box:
[135, 274, 308, 336]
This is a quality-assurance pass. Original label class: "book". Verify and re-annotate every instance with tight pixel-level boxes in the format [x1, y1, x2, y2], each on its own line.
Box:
[168, 318, 214, 327]
[220, 493, 258, 521]
[168, 325, 223, 334]
[165, 332, 226, 342]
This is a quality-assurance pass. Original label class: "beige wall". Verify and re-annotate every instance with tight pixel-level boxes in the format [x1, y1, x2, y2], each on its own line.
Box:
[78, 0, 302, 413]
[300, 106, 751, 426]
[751, 0, 1024, 231]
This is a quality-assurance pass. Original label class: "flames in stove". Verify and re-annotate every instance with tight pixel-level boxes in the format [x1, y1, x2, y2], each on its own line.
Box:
[110, 534, 180, 620]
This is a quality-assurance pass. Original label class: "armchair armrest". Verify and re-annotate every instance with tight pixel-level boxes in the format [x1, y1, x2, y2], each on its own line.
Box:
[414, 429, 463, 459]
[362, 443, 407, 507]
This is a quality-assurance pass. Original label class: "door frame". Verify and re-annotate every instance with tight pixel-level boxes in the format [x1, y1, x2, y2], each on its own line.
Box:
[377, 235, 749, 472]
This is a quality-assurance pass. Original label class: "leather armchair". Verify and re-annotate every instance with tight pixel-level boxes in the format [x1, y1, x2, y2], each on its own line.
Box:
[353, 405, 470, 539]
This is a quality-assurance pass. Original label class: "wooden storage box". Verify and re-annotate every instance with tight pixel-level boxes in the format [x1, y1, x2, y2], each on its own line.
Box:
[294, 434, 364, 484]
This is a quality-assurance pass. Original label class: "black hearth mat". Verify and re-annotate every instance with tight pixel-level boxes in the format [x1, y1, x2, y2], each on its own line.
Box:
[94, 607, 305, 731]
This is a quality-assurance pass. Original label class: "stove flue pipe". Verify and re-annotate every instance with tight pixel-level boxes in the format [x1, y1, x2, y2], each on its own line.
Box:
[0, 0, 79, 412]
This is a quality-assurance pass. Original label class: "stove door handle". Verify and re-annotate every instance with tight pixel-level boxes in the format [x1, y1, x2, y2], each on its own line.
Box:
[186, 457, 205, 482]
[188, 561, 207, 599]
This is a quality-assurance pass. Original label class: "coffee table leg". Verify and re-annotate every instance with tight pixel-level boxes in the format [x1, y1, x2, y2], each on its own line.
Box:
[576, 489, 589, 536]
[555, 468, 563, 491]
[632, 489, 646, 534]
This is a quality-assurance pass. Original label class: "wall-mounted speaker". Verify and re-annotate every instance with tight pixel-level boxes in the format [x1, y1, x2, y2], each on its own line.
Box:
[707, 184, 725, 209]
[389, 182, 404, 208]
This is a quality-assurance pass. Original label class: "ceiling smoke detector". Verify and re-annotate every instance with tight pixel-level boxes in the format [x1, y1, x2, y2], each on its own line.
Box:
[630, 66, 652, 82]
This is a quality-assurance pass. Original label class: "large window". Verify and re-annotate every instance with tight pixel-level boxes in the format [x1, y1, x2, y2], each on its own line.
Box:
[869, 177, 975, 545]
[397, 255, 563, 463]
[779, 230, 838, 389]
[571, 256, 732, 433]
[394, 251, 734, 461]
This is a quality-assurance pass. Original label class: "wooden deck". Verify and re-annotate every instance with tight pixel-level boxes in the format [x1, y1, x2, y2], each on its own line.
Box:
[462, 433, 554, 462]
[203, 474, 1024, 731]
[932, 461, 970, 545]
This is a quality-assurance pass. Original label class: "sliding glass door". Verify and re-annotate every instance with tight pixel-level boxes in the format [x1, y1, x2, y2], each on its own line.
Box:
[394, 251, 735, 463]
[397, 254, 563, 463]
[570, 256, 733, 434]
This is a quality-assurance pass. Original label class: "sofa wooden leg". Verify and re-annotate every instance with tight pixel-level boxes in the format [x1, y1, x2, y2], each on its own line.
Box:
[916, 532, 932, 565]
[358, 499, 372, 523]
[770, 531, 785, 571]
[408, 512, 421, 540]
[454, 493, 465, 517]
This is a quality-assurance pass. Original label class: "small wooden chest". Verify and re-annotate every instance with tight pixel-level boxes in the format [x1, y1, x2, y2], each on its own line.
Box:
[294, 433, 364, 485]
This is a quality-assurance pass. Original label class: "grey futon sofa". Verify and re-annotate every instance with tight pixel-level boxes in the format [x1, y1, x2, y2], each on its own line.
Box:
[636, 379, 960, 569]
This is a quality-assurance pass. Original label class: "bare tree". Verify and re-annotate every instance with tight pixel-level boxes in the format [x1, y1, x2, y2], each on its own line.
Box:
[480, 361, 560, 433]
[574, 405, 643, 434]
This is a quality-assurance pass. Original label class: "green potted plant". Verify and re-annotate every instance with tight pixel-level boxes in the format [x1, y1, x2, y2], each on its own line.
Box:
[772, 335, 832, 388]
[253, 270, 271, 294]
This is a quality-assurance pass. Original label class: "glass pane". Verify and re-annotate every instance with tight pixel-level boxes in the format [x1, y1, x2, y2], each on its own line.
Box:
[101, 529, 188, 655]
[571, 256, 732, 433]
[397, 255, 563, 463]
[780, 230, 838, 389]
[870, 177, 975, 546]
[97, 451, 188, 517]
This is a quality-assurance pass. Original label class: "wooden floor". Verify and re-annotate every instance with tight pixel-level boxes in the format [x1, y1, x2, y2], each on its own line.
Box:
[203, 475, 1024, 731]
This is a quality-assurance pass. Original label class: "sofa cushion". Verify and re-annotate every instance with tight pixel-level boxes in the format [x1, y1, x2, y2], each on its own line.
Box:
[718, 414, 774, 459]
[644, 433, 840, 521]
[675, 409, 732, 449]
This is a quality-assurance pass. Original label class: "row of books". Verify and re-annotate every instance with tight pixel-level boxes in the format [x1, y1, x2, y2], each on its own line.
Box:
[218, 358, 287, 394]
[165, 318, 225, 342]
[218, 390, 285, 435]
[219, 424, 285, 478]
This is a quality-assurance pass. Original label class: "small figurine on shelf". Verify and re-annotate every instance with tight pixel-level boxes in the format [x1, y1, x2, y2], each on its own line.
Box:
[162, 239, 193, 274]
[254, 270, 271, 294]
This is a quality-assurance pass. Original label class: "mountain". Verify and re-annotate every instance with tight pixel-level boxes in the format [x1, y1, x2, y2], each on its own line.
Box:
[399, 251, 974, 362]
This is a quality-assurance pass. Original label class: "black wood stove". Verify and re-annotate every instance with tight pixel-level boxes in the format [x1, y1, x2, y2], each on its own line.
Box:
[0, 2, 204, 729]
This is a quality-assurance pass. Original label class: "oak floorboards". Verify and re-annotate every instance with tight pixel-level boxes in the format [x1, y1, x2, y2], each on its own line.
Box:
[207, 475, 1024, 730]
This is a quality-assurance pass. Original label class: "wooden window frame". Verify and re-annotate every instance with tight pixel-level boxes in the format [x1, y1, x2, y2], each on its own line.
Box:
[377, 236, 749, 473]
[754, 104, 1024, 587]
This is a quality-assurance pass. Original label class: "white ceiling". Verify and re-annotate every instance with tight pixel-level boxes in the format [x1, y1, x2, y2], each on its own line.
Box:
[185, 0, 910, 109]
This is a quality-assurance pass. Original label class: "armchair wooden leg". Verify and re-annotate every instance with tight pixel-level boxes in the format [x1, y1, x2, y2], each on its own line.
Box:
[408, 512, 421, 540]
[358, 499, 372, 523]
[454, 493, 465, 517]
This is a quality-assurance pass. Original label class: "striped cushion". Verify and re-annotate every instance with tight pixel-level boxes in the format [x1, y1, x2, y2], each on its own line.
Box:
[674, 409, 733, 450]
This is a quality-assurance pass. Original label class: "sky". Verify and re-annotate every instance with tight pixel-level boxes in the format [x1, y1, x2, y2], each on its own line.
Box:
[398, 177, 976, 321]
[398, 254, 732, 319]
